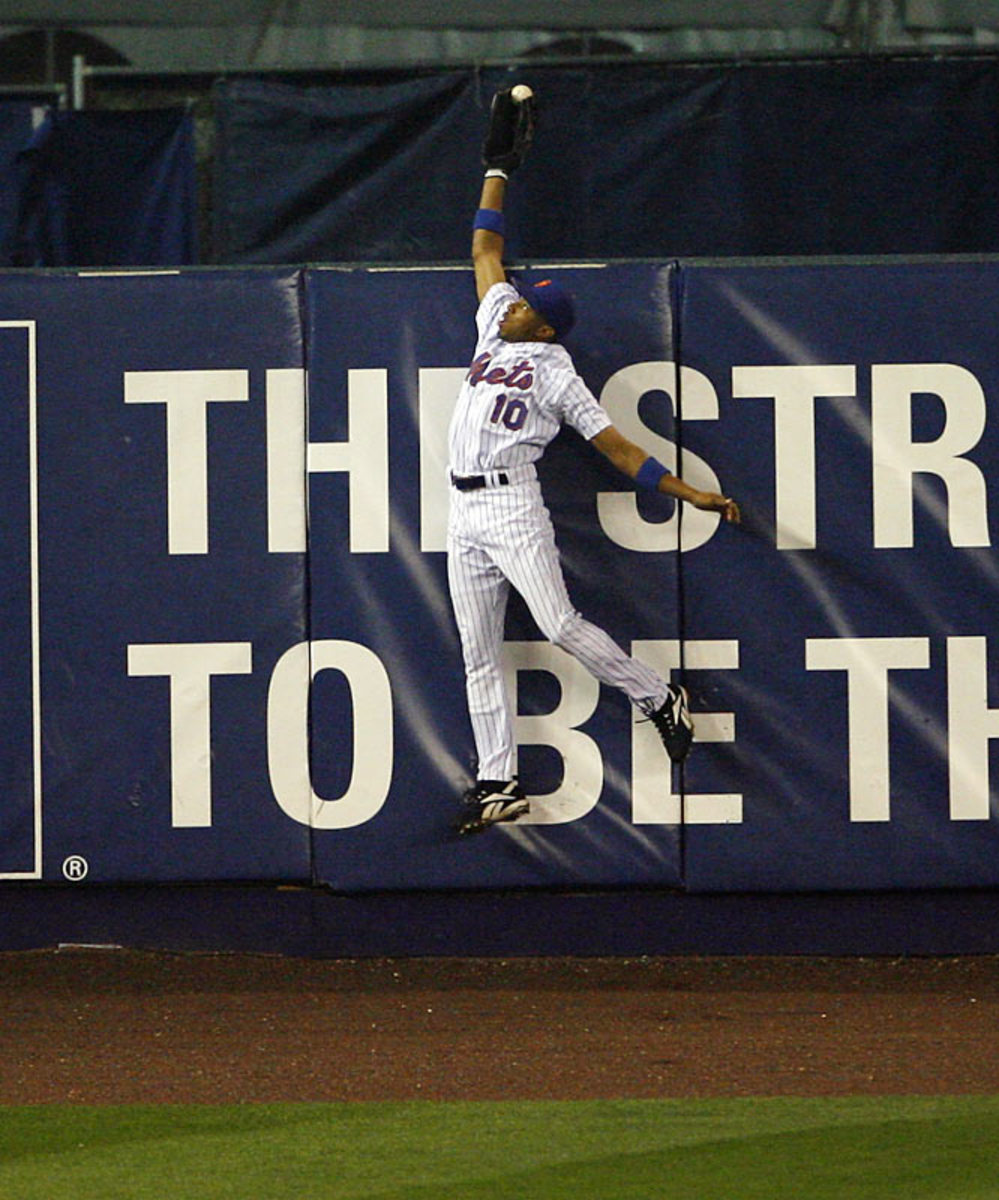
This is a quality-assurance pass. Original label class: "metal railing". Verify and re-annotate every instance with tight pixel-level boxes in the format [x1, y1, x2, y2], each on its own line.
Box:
[1, 81, 67, 108]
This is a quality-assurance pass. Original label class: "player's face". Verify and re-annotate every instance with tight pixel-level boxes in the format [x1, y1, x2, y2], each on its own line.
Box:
[499, 297, 550, 342]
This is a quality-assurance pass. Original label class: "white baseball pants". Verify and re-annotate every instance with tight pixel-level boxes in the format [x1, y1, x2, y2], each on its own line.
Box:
[447, 475, 669, 781]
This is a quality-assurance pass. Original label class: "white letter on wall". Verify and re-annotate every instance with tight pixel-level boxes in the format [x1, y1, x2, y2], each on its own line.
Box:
[872, 363, 989, 548]
[631, 639, 741, 824]
[307, 369, 389, 553]
[504, 641, 603, 824]
[948, 636, 999, 820]
[124, 370, 248, 554]
[268, 640, 393, 829]
[596, 362, 724, 553]
[127, 641, 253, 827]
[806, 636, 930, 821]
[419, 366, 466, 553]
[732, 364, 856, 550]
[266, 368, 307, 552]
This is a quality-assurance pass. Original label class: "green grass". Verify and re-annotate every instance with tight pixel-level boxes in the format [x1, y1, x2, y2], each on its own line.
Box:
[3, 1097, 999, 1199]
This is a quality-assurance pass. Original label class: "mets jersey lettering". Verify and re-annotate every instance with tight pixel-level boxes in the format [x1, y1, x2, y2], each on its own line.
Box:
[467, 352, 535, 390]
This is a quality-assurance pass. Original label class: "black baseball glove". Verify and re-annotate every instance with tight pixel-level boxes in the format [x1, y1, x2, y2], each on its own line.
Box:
[482, 86, 537, 173]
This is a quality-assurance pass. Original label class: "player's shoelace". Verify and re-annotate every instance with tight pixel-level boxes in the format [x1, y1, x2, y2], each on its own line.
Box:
[640, 687, 693, 762]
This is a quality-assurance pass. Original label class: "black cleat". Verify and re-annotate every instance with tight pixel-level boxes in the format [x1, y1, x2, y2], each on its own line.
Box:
[644, 684, 694, 763]
[456, 779, 529, 835]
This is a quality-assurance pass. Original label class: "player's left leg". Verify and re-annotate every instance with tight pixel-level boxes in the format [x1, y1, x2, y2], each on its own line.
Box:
[446, 541, 531, 832]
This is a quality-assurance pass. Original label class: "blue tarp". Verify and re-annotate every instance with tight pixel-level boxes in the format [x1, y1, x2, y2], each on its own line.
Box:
[5, 57, 999, 268]
[3, 108, 197, 267]
[0, 102, 38, 262]
[214, 58, 999, 263]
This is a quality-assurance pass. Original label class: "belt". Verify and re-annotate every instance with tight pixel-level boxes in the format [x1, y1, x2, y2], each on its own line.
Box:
[449, 464, 537, 491]
[450, 471, 509, 491]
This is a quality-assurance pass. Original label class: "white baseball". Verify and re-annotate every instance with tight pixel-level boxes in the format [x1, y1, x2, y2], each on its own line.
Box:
[511, 85, 533, 103]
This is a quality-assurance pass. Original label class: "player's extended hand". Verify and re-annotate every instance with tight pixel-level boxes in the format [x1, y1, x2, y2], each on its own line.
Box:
[691, 491, 741, 524]
[482, 86, 537, 173]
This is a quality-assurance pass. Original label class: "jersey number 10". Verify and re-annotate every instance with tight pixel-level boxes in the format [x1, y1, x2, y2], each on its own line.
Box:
[489, 393, 528, 432]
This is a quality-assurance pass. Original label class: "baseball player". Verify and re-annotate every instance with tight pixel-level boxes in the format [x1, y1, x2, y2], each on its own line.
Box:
[449, 87, 740, 835]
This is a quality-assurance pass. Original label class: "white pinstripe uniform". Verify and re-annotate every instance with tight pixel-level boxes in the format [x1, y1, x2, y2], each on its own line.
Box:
[447, 280, 671, 783]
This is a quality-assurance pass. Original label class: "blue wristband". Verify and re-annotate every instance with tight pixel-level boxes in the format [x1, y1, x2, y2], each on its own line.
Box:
[473, 208, 505, 235]
[635, 456, 669, 491]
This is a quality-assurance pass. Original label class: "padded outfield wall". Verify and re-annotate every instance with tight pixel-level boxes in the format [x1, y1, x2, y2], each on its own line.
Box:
[2, 258, 999, 931]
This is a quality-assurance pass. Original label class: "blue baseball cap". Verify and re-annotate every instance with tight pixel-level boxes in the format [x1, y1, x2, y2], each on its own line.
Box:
[516, 278, 576, 340]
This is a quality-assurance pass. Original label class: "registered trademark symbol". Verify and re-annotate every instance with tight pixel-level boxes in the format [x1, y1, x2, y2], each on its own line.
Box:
[62, 855, 89, 881]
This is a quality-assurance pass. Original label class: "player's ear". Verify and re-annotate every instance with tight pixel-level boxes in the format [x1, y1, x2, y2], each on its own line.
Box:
[536, 321, 556, 342]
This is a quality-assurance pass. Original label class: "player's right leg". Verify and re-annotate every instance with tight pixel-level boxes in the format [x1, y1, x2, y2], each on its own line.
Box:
[491, 504, 664, 702]
[489, 496, 693, 762]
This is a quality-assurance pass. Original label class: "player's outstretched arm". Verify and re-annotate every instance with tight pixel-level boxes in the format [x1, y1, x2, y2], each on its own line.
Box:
[472, 85, 537, 302]
[591, 425, 741, 524]
[472, 172, 507, 302]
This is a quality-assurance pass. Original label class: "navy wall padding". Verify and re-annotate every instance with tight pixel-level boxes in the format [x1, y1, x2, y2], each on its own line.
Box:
[4, 256, 999, 896]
